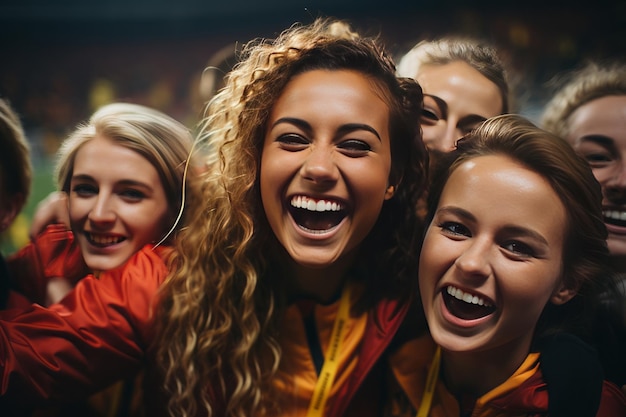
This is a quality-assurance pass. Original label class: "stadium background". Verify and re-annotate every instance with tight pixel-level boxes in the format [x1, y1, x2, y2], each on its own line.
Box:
[0, 0, 624, 252]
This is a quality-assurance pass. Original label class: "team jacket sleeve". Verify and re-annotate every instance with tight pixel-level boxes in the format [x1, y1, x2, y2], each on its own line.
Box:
[6, 224, 87, 305]
[0, 245, 169, 410]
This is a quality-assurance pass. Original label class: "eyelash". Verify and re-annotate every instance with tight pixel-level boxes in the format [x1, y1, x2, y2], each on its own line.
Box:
[275, 134, 371, 156]
[420, 108, 439, 123]
[440, 221, 469, 236]
[438, 221, 536, 259]
[120, 189, 146, 201]
[502, 241, 536, 258]
[71, 184, 146, 201]
[72, 184, 97, 196]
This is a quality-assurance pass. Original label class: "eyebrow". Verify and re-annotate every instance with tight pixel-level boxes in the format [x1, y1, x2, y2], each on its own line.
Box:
[578, 134, 616, 150]
[437, 206, 549, 245]
[424, 94, 491, 124]
[424, 94, 448, 117]
[271, 117, 382, 141]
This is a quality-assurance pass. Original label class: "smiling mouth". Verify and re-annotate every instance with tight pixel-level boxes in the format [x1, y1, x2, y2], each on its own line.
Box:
[289, 196, 347, 232]
[603, 209, 626, 228]
[442, 285, 496, 320]
[85, 233, 126, 248]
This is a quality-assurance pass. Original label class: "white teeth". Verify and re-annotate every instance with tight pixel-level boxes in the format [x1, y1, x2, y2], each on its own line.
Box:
[603, 210, 626, 221]
[89, 234, 123, 245]
[291, 196, 343, 212]
[446, 285, 491, 307]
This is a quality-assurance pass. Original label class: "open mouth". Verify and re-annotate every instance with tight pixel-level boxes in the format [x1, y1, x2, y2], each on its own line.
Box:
[85, 232, 126, 248]
[603, 209, 626, 228]
[289, 196, 348, 232]
[442, 285, 496, 320]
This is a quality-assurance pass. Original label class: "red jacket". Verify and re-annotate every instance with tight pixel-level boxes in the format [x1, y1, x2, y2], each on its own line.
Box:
[0, 225, 423, 416]
[0, 243, 169, 414]
[6, 224, 86, 307]
[389, 349, 626, 417]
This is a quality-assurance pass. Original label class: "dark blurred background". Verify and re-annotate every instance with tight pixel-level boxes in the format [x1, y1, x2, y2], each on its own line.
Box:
[0, 0, 624, 249]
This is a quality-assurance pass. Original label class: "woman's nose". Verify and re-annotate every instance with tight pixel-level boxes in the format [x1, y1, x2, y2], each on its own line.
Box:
[300, 145, 339, 185]
[431, 124, 462, 154]
[604, 164, 626, 205]
[88, 195, 116, 224]
[454, 239, 492, 279]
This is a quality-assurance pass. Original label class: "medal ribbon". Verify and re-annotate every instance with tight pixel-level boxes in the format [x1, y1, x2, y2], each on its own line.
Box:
[305, 284, 352, 417]
[416, 345, 441, 417]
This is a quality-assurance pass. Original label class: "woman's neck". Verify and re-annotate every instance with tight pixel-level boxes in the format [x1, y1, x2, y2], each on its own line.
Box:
[281, 253, 356, 304]
[440, 336, 532, 399]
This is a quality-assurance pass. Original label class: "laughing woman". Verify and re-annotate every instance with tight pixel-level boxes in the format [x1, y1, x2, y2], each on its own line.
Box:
[0, 18, 429, 417]
[3, 102, 197, 417]
[412, 114, 626, 416]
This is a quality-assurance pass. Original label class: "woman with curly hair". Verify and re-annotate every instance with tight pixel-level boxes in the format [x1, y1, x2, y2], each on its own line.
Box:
[151, 17, 428, 417]
[0, 18, 430, 417]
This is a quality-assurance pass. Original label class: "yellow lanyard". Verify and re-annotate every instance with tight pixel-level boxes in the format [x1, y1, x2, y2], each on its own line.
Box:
[416, 345, 441, 417]
[305, 284, 352, 417]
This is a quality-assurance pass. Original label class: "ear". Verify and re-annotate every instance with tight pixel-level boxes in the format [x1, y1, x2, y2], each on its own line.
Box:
[384, 185, 395, 200]
[550, 282, 577, 306]
[0, 193, 24, 232]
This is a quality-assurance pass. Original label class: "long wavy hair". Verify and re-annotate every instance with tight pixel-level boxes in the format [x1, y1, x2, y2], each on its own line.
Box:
[153, 18, 428, 417]
[427, 114, 610, 343]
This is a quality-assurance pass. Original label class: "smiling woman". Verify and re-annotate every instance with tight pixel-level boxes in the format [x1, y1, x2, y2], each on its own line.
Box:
[541, 60, 626, 394]
[261, 69, 395, 276]
[65, 135, 171, 272]
[151, 18, 428, 416]
[0, 18, 429, 417]
[3, 102, 197, 417]
[411, 114, 626, 416]
[7, 102, 194, 306]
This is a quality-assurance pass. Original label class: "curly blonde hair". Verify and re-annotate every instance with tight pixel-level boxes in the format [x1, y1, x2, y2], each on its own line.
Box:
[541, 60, 626, 140]
[153, 18, 428, 417]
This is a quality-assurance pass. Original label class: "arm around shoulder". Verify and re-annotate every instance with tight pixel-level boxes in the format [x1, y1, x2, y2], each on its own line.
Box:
[0, 244, 171, 411]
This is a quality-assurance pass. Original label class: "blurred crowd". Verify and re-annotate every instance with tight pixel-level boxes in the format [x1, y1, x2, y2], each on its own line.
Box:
[0, 6, 622, 250]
